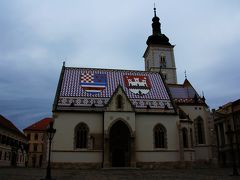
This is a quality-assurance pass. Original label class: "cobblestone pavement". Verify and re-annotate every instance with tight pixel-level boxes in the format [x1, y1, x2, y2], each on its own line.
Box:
[0, 167, 240, 180]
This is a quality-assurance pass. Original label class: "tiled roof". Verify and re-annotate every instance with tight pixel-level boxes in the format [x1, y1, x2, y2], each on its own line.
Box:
[24, 118, 53, 131]
[168, 79, 205, 105]
[56, 67, 174, 110]
[0, 114, 26, 138]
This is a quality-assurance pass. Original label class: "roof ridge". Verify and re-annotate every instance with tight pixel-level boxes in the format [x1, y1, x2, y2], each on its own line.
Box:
[23, 117, 53, 131]
[0, 114, 26, 138]
[65, 66, 162, 74]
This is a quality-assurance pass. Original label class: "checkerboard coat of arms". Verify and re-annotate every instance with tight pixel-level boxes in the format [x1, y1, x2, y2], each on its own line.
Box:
[124, 75, 151, 95]
[80, 73, 107, 93]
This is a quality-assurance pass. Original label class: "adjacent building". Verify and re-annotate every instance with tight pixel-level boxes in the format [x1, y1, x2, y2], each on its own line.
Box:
[23, 117, 53, 167]
[213, 99, 240, 166]
[51, 8, 215, 169]
[0, 115, 27, 167]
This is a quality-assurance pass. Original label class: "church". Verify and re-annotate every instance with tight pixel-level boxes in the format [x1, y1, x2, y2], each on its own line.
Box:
[51, 8, 214, 169]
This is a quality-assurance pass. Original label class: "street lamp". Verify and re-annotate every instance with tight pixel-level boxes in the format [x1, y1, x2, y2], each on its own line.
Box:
[41, 121, 56, 180]
[226, 125, 239, 176]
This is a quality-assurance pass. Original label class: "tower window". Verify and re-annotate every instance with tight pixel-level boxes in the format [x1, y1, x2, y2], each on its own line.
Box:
[160, 55, 166, 68]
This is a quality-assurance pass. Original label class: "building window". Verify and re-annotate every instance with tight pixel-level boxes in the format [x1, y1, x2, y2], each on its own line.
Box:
[4, 152, 7, 160]
[75, 123, 89, 149]
[0, 151, 2, 160]
[117, 95, 123, 109]
[27, 134, 31, 140]
[160, 55, 166, 68]
[194, 116, 206, 144]
[34, 133, 38, 140]
[182, 128, 188, 148]
[154, 124, 167, 148]
[33, 144, 38, 152]
[6, 137, 10, 145]
[1, 135, 6, 144]
[219, 123, 225, 146]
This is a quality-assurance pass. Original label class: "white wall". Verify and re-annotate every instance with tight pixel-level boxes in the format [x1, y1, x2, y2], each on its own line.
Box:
[52, 112, 103, 150]
[135, 114, 179, 151]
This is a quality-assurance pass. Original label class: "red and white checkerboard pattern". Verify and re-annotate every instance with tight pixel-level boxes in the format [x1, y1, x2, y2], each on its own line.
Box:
[81, 73, 94, 83]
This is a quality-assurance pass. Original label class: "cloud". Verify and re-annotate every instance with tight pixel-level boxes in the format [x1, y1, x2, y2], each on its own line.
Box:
[0, 0, 240, 129]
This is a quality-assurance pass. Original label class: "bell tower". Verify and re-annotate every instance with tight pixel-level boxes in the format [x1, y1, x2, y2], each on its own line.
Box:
[143, 7, 177, 84]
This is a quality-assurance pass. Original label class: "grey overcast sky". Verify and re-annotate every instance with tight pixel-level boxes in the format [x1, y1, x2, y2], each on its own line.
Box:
[0, 0, 240, 130]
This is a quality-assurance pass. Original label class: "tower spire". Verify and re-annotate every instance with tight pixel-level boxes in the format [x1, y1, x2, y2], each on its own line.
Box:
[152, 5, 161, 36]
[146, 7, 171, 46]
[154, 3, 157, 17]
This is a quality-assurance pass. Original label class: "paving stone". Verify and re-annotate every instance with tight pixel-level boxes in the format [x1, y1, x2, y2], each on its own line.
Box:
[0, 167, 240, 180]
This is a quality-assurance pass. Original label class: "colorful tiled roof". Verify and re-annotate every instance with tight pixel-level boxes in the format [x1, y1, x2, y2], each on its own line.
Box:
[24, 118, 53, 131]
[168, 79, 205, 105]
[0, 114, 26, 138]
[56, 67, 174, 110]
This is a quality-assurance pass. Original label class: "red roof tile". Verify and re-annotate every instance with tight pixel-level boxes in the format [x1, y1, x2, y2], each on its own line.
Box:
[23, 118, 53, 131]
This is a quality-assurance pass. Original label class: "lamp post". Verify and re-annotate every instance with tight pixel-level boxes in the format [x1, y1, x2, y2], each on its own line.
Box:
[41, 121, 56, 180]
[226, 125, 239, 176]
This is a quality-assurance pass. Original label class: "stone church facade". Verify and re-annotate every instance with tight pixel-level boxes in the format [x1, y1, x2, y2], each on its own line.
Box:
[51, 9, 214, 169]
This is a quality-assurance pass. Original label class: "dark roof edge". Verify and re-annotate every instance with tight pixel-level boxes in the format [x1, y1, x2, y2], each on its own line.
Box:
[158, 72, 178, 114]
[52, 63, 65, 112]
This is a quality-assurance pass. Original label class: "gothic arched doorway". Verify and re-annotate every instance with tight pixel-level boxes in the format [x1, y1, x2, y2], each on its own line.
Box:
[109, 121, 131, 167]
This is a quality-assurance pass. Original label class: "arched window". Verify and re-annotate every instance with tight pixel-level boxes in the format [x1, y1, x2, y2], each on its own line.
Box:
[182, 128, 188, 148]
[154, 124, 167, 148]
[117, 95, 123, 109]
[194, 117, 205, 144]
[75, 123, 89, 149]
[160, 54, 166, 68]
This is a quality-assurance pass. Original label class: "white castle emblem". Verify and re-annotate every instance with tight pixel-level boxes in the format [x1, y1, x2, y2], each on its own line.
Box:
[124, 75, 151, 95]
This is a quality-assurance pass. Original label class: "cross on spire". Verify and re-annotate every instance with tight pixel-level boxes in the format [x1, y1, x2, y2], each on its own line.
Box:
[184, 70, 187, 79]
[154, 3, 157, 17]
